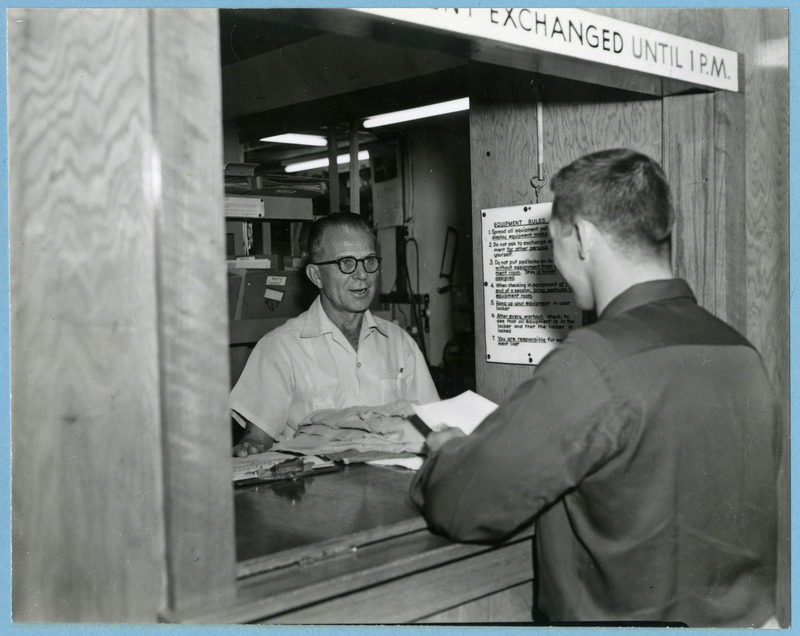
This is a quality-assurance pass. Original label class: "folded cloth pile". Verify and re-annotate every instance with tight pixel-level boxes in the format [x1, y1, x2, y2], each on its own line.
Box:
[272, 400, 425, 456]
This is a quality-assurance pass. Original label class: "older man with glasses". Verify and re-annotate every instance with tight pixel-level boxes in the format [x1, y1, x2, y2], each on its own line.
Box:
[230, 212, 439, 456]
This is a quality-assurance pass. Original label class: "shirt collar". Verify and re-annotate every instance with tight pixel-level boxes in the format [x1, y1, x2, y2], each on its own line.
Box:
[600, 278, 696, 320]
[361, 305, 388, 338]
[301, 295, 388, 339]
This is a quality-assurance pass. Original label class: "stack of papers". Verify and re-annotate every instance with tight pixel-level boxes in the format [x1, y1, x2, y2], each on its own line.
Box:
[232, 451, 328, 482]
[412, 390, 498, 435]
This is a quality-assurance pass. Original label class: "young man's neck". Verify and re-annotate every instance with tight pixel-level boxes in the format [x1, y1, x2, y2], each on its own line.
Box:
[592, 257, 674, 316]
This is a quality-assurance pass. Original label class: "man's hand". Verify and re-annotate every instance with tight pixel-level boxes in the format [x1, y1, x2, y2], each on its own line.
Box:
[425, 426, 466, 454]
[233, 436, 267, 457]
[232, 422, 274, 457]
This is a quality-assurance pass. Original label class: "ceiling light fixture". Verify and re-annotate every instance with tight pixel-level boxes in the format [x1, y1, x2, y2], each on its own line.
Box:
[284, 150, 370, 174]
[261, 133, 328, 146]
[363, 97, 470, 129]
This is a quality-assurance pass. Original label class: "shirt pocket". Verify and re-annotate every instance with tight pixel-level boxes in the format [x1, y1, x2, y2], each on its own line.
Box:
[379, 371, 406, 404]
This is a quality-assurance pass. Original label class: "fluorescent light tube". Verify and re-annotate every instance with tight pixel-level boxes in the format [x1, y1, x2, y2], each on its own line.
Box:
[363, 97, 469, 129]
[261, 133, 328, 146]
[284, 150, 370, 174]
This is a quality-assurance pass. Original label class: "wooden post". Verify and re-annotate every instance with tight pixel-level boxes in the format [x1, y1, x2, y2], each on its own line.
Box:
[9, 9, 165, 621]
[150, 9, 237, 616]
[9, 8, 235, 621]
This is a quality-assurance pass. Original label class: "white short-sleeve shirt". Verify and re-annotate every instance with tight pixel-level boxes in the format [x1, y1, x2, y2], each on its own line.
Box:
[230, 296, 440, 442]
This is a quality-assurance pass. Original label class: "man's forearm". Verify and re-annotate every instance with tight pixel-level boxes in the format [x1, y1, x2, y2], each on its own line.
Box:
[232, 419, 276, 456]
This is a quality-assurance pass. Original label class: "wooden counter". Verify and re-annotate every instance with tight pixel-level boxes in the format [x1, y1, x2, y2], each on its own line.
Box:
[179, 463, 534, 624]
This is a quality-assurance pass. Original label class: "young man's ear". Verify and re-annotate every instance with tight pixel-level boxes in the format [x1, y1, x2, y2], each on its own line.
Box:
[574, 218, 598, 261]
[306, 263, 323, 289]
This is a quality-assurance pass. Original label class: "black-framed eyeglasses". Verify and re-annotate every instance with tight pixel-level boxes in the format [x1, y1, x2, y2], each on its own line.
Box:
[312, 255, 382, 274]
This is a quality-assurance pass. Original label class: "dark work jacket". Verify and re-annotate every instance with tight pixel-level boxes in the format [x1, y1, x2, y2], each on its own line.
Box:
[410, 279, 780, 627]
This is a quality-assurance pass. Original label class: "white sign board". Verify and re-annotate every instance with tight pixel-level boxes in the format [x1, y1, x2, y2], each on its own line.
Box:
[482, 203, 581, 365]
[224, 195, 265, 219]
[353, 8, 738, 92]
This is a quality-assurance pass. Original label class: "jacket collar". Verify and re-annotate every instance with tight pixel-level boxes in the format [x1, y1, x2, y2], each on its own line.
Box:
[600, 279, 696, 320]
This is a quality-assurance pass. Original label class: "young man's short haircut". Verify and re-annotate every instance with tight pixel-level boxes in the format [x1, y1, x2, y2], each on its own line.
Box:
[307, 212, 375, 261]
[550, 149, 674, 255]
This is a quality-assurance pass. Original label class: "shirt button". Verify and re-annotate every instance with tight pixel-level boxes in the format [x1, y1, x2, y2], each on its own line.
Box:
[357, 362, 361, 368]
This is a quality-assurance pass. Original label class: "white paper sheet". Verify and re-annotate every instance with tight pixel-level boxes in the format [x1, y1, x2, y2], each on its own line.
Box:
[366, 456, 425, 470]
[412, 390, 498, 435]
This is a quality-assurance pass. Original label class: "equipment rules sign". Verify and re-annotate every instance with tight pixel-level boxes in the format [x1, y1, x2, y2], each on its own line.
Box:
[482, 203, 582, 365]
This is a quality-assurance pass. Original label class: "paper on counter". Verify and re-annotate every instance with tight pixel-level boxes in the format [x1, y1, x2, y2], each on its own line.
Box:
[412, 390, 498, 435]
[366, 456, 425, 470]
[232, 451, 326, 482]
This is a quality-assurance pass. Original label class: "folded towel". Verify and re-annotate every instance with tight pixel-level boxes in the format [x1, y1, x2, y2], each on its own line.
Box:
[272, 401, 425, 455]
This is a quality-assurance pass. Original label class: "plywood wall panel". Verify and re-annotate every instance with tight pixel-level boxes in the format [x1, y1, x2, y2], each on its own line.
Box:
[470, 64, 661, 404]
[663, 94, 716, 315]
[713, 89, 747, 333]
[663, 91, 747, 332]
[150, 9, 237, 615]
[736, 11, 790, 401]
[726, 12, 790, 625]
[543, 77, 662, 189]
[469, 63, 540, 404]
[9, 9, 165, 622]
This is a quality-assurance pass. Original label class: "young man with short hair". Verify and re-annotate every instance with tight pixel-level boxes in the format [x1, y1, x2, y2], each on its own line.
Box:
[411, 149, 780, 627]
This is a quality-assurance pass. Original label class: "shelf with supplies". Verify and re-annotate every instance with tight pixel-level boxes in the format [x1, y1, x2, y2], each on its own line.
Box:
[224, 194, 316, 222]
[224, 163, 324, 221]
[225, 207, 318, 350]
[224, 166, 325, 387]
[224, 167, 323, 344]
[227, 267, 317, 346]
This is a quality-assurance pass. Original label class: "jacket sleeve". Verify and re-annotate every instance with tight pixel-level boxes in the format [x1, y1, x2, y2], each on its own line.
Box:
[410, 342, 624, 543]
